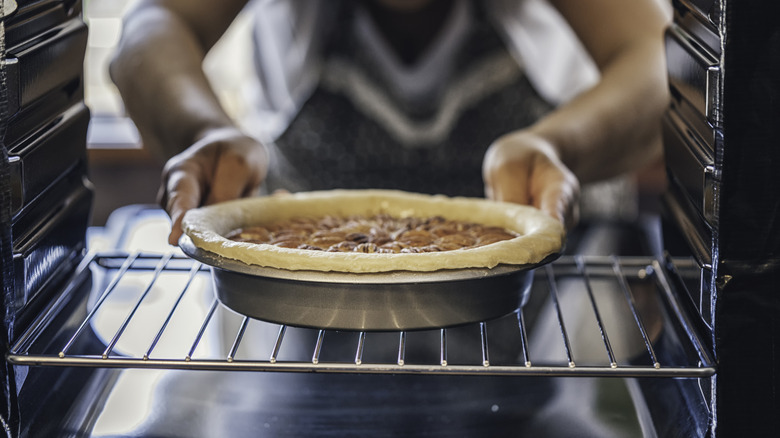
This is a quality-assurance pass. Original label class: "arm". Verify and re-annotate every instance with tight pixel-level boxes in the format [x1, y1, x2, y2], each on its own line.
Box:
[538, 0, 670, 181]
[110, 0, 268, 245]
[483, 0, 670, 227]
[110, 0, 247, 158]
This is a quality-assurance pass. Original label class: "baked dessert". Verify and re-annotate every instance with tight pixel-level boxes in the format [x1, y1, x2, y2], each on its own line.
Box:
[182, 189, 564, 273]
[225, 214, 519, 253]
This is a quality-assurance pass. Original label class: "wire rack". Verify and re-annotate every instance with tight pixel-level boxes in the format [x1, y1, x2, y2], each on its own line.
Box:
[7, 252, 715, 378]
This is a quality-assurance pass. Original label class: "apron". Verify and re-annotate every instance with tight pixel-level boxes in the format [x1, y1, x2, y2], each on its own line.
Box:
[265, 0, 554, 198]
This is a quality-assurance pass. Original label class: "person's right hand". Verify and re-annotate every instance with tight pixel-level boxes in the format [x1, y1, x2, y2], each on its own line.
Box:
[158, 127, 269, 246]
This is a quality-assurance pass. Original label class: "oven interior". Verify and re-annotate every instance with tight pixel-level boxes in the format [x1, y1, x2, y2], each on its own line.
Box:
[10, 206, 716, 437]
[2, 0, 780, 437]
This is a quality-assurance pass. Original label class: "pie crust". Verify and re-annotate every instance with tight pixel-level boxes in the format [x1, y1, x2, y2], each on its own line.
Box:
[181, 189, 564, 273]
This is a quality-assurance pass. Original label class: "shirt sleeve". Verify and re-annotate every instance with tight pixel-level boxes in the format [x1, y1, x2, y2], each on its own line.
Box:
[244, 0, 337, 142]
[488, 0, 600, 105]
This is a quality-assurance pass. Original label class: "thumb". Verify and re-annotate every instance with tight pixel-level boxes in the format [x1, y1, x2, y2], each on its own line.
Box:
[162, 169, 202, 246]
[535, 172, 580, 231]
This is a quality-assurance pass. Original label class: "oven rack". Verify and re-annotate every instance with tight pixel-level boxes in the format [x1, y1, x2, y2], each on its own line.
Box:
[7, 252, 716, 378]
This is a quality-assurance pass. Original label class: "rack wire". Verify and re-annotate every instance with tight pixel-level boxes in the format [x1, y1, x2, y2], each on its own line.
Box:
[7, 252, 716, 378]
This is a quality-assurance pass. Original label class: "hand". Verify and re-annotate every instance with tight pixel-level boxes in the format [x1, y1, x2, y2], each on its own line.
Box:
[482, 131, 580, 230]
[158, 127, 269, 245]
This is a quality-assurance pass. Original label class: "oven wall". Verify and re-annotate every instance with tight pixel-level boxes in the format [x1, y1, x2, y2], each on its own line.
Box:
[715, 1, 780, 435]
[662, 0, 780, 436]
[1, 1, 100, 436]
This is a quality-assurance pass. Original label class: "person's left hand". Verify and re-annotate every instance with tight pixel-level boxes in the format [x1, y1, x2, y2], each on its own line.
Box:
[482, 131, 580, 230]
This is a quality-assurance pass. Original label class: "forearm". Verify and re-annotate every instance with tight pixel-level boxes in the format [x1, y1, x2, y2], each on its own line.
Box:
[109, 4, 236, 160]
[535, 0, 671, 185]
[529, 38, 667, 184]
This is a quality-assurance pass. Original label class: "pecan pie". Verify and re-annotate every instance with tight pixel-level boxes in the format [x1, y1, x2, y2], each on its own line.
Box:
[225, 214, 519, 254]
[182, 189, 564, 273]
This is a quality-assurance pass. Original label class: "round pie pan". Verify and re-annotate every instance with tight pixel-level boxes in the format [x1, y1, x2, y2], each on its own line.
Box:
[180, 236, 557, 331]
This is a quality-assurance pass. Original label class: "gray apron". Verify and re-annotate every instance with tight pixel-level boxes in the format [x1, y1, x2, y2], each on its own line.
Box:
[267, 2, 554, 198]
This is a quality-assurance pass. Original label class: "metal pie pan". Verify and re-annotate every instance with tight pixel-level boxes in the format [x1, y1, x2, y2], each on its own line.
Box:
[180, 236, 557, 331]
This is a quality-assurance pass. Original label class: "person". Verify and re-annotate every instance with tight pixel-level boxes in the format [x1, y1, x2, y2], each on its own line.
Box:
[110, 0, 671, 246]
[107, 5, 671, 434]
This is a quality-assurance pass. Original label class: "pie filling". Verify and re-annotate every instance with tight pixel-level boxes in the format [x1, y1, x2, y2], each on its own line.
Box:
[226, 214, 519, 254]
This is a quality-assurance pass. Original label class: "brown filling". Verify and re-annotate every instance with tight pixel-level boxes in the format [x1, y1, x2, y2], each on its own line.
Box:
[225, 214, 519, 254]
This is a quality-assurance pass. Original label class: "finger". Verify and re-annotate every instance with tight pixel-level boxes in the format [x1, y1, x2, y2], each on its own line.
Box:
[491, 168, 531, 205]
[165, 169, 202, 246]
[206, 154, 255, 205]
[483, 161, 529, 205]
[538, 187, 567, 225]
[482, 148, 500, 201]
[168, 214, 186, 246]
[536, 178, 580, 231]
[482, 166, 499, 201]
